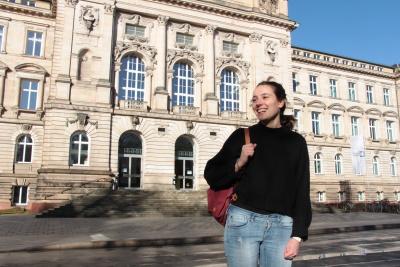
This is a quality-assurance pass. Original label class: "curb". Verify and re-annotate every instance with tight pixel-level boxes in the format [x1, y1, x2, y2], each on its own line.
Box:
[1, 222, 400, 253]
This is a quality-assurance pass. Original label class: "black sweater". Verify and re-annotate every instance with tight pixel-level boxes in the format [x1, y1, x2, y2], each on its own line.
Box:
[204, 122, 312, 240]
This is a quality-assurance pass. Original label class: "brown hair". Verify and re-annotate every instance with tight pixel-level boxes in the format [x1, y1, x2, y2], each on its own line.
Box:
[256, 81, 295, 130]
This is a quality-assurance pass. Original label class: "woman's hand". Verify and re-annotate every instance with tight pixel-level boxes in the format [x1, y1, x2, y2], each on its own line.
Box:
[284, 238, 300, 260]
[235, 143, 257, 172]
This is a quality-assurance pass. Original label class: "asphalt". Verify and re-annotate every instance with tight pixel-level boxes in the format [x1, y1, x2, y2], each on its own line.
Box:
[0, 212, 400, 254]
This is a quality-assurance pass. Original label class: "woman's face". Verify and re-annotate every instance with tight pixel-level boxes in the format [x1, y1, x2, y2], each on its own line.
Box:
[251, 85, 285, 123]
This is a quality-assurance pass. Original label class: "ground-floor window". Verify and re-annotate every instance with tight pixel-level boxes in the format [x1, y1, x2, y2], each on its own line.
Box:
[175, 135, 194, 190]
[12, 186, 28, 205]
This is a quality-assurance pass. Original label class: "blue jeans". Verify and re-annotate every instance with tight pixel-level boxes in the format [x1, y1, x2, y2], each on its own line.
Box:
[224, 204, 293, 267]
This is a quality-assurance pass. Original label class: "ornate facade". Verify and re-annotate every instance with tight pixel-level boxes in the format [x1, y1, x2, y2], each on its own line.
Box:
[0, 0, 398, 211]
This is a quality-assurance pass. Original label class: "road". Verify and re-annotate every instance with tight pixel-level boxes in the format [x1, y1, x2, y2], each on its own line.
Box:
[1, 228, 400, 266]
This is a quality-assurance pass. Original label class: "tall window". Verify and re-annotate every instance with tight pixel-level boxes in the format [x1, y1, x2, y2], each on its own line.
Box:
[16, 135, 33, 163]
[317, 191, 326, 202]
[12, 186, 28, 205]
[338, 191, 346, 202]
[20, 79, 38, 110]
[25, 30, 43, 57]
[314, 153, 322, 174]
[366, 85, 374, 104]
[220, 69, 239, 112]
[348, 82, 356, 101]
[334, 154, 343, 175]
[292, 72, 298, 92]
[309, 75, 317, 95]
[69, 132, 89, 166]
[125, 24, 145, 37]
[176, 33, 193, 46]
[293, 109, 301, 132]
[332, 114, 340, 137]
[172, 63, 194, 106]
[119, 55, 145, 101]
[0, 25, 4, 51]
[386, 121, 394, 142]
[383, 88, 390, 106]
[372, 156, 379, 176]
[351, 116, 360, 136]
[369, 119, 377, 140]
[390, 157, 397, 176]
[376, 191, 384, 201]
[395, 191, 400, 202]
[311, 111, 320, 135]
[358, 191, 365, 201]
[222, 41, 238, 54]
[329, 79, 337, 98]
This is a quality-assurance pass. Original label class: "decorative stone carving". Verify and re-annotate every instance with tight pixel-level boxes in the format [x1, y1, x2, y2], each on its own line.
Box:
[280, 38, 289, 47]
[176, 23, 191, 33]
[80, 6, 99, 32]
[120, 14, 141, 24]
[65, 0, 79, 7]
[66, 113, 98, 129]
[166, 50, 204, 73]
[215, 57, 250, 81]
[157, 15, 169, 25]
[265, 40, 278, 63]
[21, 124, 32, 132]
[259, 0, 278, 14]
[104, 3, 115, 14]
[249, 32, 262, 43]
[114, 42, 157, 65]
[205, 25, 216, 35]
[225, 33, 235, 42]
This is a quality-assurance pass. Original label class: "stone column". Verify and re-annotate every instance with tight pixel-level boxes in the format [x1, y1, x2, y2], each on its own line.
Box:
[204, 25, 218, 116]
[153, 15, 169, 111]
[0, 69, 5, 108]
[249, 32, 263, 88]
[55, 0, 78, 102]
[95, 2, 115, 106]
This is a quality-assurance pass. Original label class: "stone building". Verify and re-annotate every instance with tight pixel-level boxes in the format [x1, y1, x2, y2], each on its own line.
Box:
[0, 0, 398, 212]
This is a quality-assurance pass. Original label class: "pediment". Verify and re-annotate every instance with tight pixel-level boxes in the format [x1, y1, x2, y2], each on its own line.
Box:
[328, 103, 346, 112]
[365, 108, 382, 116]
[15, 63, 47, 74]
[293, 97, 305, 107]
[307, 100, 326, 109]
[383, 111, 398, 118]
[347, 106, 364, 114]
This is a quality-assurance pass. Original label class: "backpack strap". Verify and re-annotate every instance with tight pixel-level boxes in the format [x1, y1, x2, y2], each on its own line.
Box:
[244, 128, 250, 144]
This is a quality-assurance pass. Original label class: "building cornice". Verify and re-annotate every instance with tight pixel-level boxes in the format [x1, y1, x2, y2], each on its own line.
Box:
[292, 47, 395, 80]
[140, 0, 297, 31]
[0, 0, 56, 19]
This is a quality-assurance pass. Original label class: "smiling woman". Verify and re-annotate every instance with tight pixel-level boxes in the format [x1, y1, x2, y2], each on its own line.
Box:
[205, 81, 312, 267]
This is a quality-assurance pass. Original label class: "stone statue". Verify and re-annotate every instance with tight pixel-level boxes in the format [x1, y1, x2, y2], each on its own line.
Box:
[265, 40, 278, 63]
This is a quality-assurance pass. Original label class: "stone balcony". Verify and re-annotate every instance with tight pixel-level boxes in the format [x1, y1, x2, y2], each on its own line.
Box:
[120, 100, 148, 111]
[220, 110, 247, 119]
[172, 105, 199, 116]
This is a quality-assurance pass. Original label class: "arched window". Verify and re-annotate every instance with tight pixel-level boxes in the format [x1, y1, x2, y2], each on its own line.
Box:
[334, 154, 342, 175]
[69, 131, 89, 166]
[220, 69, 239, 112]
[172, 63, 194, 107]
[372, 156, 379, 176]
[119, 55, 145, 101]
[314, 153, 322, 174]
[16, 135, 33, 163]
[390, 157, 397, 176]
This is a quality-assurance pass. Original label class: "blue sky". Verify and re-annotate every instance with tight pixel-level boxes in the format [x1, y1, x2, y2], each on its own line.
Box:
[289, 0, 399, 67]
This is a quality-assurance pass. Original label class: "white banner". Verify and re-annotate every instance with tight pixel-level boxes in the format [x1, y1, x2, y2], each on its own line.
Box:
[351, 136, 366, 175]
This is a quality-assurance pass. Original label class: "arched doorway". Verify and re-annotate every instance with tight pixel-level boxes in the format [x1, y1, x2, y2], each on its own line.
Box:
[118, 131, 142, 188]
[175, 135, 194, 190]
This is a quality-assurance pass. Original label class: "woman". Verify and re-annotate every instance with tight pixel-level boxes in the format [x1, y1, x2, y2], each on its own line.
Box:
[204, 81, 312, 267]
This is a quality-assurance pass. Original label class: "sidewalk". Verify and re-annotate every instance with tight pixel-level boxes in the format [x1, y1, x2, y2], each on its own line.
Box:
[0, 212, 399, 253]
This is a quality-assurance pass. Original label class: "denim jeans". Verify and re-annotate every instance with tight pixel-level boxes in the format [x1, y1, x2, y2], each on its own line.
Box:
[224, 204, 293, 267]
